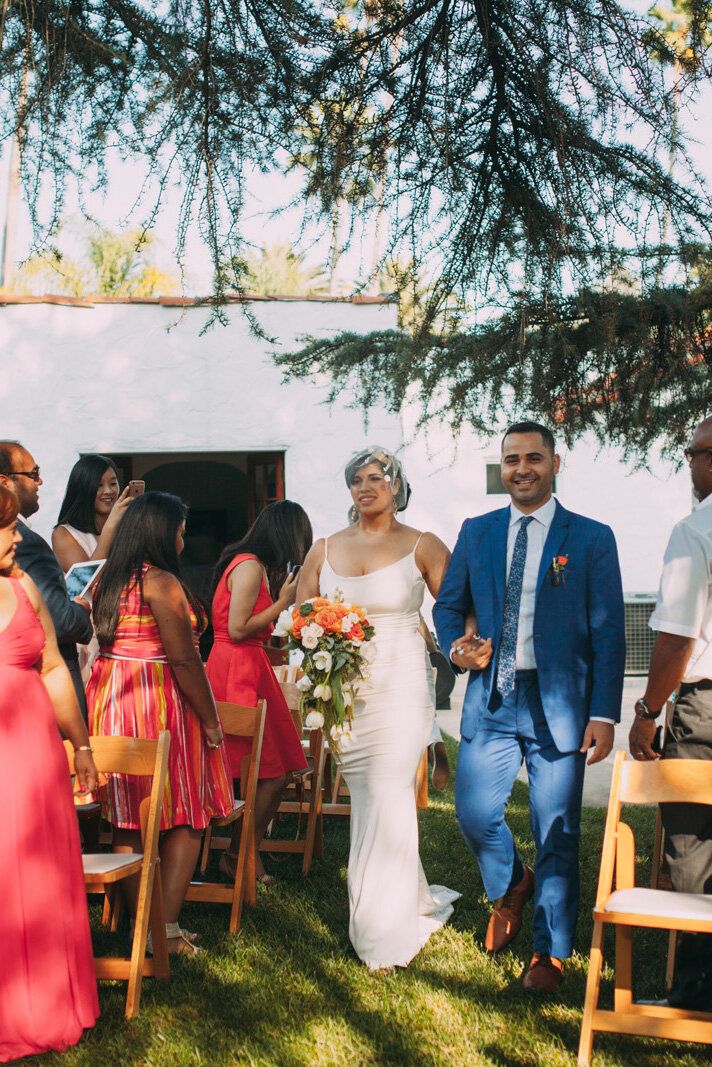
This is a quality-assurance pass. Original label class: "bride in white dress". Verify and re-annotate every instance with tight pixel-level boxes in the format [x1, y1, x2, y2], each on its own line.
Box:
[297, 447, 490, 971]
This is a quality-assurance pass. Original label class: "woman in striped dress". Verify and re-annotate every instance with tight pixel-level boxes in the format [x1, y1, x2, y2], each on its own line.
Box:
[87, 492, 233, 955]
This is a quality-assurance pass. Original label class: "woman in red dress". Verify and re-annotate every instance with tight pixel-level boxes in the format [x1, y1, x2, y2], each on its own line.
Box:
[0, 484, 99, 1061]
[207, 501, 312, 882]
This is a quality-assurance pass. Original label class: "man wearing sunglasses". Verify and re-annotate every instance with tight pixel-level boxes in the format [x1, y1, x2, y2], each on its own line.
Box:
[629, 414, 712, 1010]
[0, 441, 92, 715]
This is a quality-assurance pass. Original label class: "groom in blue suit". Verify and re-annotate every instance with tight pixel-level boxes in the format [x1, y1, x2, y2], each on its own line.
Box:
[434, 422, 625, 993]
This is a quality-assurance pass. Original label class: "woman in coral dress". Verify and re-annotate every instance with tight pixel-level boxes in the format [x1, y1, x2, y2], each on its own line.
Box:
[207, 501, 312, 882]
[87, 492, 233, 954]
[0, 484, 99, 1061]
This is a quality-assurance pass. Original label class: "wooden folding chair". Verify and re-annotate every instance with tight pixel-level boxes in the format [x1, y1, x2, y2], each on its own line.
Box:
[185, 700, 266, 933]
[578, 751, 712, 1065]
[64, 731, 171, 1019]
[262, 674, 326, 873]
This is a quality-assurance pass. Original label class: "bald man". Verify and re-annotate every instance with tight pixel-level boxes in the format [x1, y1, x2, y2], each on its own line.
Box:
[629, 414, 712, 1010]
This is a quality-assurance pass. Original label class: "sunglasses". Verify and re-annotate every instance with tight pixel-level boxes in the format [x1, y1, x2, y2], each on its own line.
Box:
[9, 465, 41, 483]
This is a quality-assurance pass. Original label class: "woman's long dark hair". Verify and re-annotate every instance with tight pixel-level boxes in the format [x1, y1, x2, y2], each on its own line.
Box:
[56, 454, 120, 534]
[211, 500, 313, 603]
[94, 491, 205, 645]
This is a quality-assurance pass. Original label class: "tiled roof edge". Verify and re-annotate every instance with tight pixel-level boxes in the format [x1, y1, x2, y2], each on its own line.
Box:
[0, 292, 397, 308]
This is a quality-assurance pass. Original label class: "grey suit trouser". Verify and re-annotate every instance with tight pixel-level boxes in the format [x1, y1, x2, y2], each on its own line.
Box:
[661, 681, 712, 1010]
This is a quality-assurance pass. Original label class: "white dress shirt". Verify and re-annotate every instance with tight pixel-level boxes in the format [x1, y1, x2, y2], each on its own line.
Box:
[507, 497, 614, 723]
[649, 491, 712, 683]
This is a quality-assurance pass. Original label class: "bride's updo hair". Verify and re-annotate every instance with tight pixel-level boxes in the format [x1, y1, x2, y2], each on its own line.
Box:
[0, 484, 22, 577]
[344, 446, 412, 524]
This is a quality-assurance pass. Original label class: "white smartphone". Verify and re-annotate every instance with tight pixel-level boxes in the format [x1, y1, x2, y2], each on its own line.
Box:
[65, 559, 106, 599]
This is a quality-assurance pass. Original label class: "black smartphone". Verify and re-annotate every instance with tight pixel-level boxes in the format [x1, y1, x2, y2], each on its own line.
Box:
[289, 564, 301, 579]
[652, 725, 664, 756]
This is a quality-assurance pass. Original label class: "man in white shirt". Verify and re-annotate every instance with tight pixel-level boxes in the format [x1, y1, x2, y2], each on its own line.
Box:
[435, 422, 625, 994]
[629, 414, 712, 1010]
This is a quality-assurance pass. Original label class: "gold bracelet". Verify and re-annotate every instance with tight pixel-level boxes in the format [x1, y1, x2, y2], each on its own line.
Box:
[75, 744, 94, 753]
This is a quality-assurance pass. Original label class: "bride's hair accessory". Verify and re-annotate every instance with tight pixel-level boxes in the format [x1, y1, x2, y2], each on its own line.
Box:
[343, 446, 411, 523]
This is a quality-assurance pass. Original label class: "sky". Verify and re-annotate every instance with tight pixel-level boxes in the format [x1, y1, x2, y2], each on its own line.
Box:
[2, 20, 711, 295]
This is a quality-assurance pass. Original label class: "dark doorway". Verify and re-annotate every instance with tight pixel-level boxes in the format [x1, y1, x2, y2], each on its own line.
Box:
[103, 451, 285, 598]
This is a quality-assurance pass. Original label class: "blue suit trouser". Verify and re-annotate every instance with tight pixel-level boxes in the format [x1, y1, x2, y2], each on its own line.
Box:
[455, 671, 586, 959]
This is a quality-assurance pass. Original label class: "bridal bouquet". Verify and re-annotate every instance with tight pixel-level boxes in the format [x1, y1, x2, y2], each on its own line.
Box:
[274, 594, 375, 752]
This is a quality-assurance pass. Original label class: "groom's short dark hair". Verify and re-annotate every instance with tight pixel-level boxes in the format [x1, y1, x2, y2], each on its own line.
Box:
[502, 422, 556, 454]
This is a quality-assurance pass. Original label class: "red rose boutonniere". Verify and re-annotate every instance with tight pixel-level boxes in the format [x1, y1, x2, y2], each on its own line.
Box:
[550, 555, 569, 587]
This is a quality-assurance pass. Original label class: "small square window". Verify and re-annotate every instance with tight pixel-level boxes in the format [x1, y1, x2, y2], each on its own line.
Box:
[486, 464, 506, 494]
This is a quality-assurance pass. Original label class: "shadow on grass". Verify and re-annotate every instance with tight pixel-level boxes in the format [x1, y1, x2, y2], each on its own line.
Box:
[22, 734, 710, 1067]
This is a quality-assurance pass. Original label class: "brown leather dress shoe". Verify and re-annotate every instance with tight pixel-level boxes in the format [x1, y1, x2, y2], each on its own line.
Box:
[523, 953, 563, 994]
[484, 865, 534, 952]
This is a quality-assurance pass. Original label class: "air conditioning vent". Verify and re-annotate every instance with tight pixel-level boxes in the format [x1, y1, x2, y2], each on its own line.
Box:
[624, 595, 657, 675]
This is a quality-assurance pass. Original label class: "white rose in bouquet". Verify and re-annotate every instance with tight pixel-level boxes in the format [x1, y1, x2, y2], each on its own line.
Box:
[313, 649, 333, 672]
[296, 674, 313, 692]
[304, 710, 325, 729]
[273, 609, 293, 637]
[300, 622, 324, 649]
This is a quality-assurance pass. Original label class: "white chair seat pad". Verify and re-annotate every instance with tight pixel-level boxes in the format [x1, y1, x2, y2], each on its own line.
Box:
[83, 852, 143, 875]
[605, 887, 712, 921]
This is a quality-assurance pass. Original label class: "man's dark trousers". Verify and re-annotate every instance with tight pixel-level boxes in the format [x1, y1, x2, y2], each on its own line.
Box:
[662, 681, 712, 1010]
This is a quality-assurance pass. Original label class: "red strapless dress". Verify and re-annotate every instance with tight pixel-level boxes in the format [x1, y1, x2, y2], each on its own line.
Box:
[0, 577, 98, 1062]
[206, 553, 307, 779]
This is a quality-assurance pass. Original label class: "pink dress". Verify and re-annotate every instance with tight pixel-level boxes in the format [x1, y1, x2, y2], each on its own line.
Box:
[0, 577, 99, 1061]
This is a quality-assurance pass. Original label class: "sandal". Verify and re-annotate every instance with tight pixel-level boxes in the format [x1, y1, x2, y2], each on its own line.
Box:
[145, 922, 203, 956]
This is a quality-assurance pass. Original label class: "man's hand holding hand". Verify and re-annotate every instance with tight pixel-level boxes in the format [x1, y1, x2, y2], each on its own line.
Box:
[580, 720, 615, 765]
[450, 634, 493, 671]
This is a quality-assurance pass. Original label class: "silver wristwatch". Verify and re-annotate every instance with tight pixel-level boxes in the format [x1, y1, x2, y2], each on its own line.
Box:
[634, 697, 663, 721]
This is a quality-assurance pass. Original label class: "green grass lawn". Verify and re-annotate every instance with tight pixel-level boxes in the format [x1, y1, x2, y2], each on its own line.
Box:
[27, 738, 710, 1066]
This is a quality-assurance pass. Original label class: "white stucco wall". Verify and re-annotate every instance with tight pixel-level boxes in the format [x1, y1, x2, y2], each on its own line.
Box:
[1, 298, 695, 602]
[0, 299, 402, 542]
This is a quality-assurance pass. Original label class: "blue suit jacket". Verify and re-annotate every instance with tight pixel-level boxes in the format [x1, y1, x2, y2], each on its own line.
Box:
[433, 501, 626, 752]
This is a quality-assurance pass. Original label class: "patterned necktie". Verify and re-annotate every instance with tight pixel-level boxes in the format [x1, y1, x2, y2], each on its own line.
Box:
[496, 516, 534, 698]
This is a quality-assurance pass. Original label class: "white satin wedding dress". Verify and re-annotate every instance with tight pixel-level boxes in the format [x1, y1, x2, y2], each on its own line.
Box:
[321, 538, 460, 970]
